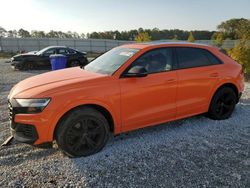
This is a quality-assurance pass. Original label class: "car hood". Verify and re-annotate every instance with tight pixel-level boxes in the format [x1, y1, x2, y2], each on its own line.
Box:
[13, 53, 38, 60]
[9, 68, 106, 98]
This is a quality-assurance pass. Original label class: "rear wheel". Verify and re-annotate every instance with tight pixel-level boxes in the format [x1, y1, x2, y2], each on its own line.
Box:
[55, 107, 110, 157]
[208, 87, 237, 120]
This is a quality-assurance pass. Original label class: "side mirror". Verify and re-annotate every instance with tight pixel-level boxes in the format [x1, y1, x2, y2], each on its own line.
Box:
[123, 66, 148, 78]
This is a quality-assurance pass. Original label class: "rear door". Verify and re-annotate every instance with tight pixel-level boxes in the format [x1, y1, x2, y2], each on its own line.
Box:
[175, 47, 223, 118]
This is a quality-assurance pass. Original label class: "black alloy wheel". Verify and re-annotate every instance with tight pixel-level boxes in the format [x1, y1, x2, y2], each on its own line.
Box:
[208, 87, 237, 120]
[56, 107, 110, 157]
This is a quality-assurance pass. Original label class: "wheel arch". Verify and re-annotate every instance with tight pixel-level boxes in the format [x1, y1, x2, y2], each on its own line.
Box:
[210, 82, 239, 105]
[53, 104, 115, 140]
[68, 59, 80, 67]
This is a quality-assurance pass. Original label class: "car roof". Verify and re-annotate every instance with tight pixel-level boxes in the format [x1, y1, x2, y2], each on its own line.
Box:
[121, 41, 214, 50]
[46, 46, 68, 49]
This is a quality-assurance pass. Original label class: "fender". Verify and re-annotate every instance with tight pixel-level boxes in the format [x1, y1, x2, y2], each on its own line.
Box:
[46, 99, 121, 141]
[209, 78, 240, 106]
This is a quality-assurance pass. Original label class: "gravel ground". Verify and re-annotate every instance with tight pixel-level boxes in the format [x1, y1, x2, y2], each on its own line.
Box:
[0, 59, 250, 187]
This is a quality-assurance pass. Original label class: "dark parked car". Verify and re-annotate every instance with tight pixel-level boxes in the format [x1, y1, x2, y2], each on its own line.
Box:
[10, 46, 88, 70]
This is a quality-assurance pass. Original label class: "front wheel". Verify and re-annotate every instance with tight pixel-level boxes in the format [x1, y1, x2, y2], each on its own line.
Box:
[208, 87, 237, 120]
[55, 107, 110, 157]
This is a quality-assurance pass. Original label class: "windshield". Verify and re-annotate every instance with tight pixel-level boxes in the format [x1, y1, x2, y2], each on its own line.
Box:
[84, 47, 139, 75]
[36, 47, 52, 55]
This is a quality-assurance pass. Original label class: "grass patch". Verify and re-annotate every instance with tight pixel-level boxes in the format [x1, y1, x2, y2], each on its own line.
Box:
[0, 52, 16, 59]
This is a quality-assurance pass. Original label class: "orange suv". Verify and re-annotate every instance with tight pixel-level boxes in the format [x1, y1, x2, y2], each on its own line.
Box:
[8, 42, 244, 157]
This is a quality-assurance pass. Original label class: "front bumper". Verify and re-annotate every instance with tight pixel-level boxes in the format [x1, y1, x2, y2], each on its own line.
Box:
[8, 100, 56, 145]
[10, 61, 22, 69]
[11, 122, 38, 144]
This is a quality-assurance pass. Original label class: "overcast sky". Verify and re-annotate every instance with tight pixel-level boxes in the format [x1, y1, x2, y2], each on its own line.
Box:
[0, 0, 250, 33]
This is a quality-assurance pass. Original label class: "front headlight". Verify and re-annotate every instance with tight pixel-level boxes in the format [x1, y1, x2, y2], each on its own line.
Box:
[13, 98, 50, 114]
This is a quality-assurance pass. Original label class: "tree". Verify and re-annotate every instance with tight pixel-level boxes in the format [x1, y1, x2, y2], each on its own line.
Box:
[172, 34, 178, 40]
[0, 26, 6, 37]
[135, 32, 151, 43]
[80, 33, 85, 39]
[72, 32, 80, 39]
[31, 30, 46, 38]
[18, 29, 30, 38]
[187, 32, 195, 42]
[89, 32, 100, 39]
[7, 30, 14, 37]
[217, 18, 250, 39]
[215, 32, 224, 47]
[227, 35, 250, 74]
[46, 30, 59, 38]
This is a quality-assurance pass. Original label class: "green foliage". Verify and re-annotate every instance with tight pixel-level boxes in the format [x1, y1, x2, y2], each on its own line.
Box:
[18, 29, 30, 38]
[217, 18, 250, 39]
[31, 30, 46, 38]
[135, 32, 151, 43]
[215, 32, 224, 47]
[0, 26, 6, 37]
[227, 35, 250, 74]
[172, 34, 178, 40]
[0, 26, 215, 40]
[187, 32, 195, 42]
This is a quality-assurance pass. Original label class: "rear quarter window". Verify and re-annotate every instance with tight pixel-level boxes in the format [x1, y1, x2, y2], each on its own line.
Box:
[176, 47, 212, 69]
[202, 50, 223, 65]
[176, 47, 222, 69]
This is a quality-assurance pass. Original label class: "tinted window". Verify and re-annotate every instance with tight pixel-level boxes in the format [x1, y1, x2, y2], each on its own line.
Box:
[203, 50, 222, 65]
[58, 48, 68, 55]
[130, 48, 173, 74]
[68, 48, 77, 54]
[176, 48, 212, 69]
[43, 48, 56, 56]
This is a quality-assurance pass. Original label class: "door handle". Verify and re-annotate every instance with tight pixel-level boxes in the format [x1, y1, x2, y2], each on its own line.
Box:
[209, 73, 219, 77]
[165, 78, 176, 83]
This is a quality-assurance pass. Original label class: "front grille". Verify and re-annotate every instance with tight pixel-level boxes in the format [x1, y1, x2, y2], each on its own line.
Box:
[8, 100, 14, 121]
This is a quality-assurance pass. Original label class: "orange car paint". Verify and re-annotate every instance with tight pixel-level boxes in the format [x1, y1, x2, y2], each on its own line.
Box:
[8, 43, 244, 145]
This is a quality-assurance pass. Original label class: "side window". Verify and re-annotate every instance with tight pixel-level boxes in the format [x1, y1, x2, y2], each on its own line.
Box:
[176, 48, 212, 69]
[130, 48, 173, 74]
[68, 48, 77, 54]
[43, 49, 56, 56]
[58, 48, 68, 55]
[203, 50, 223, 65]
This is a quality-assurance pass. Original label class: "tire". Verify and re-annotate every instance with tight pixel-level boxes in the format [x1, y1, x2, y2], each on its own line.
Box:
[208, 87, 237, 120]
[18, 62, 34, 70]
[55, 107, 110, 157]
[25, 62, 34, 70]
[69, 60, 80, 67]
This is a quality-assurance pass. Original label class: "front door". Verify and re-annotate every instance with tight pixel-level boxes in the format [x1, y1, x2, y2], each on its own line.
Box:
[120, 48, 177, 132]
